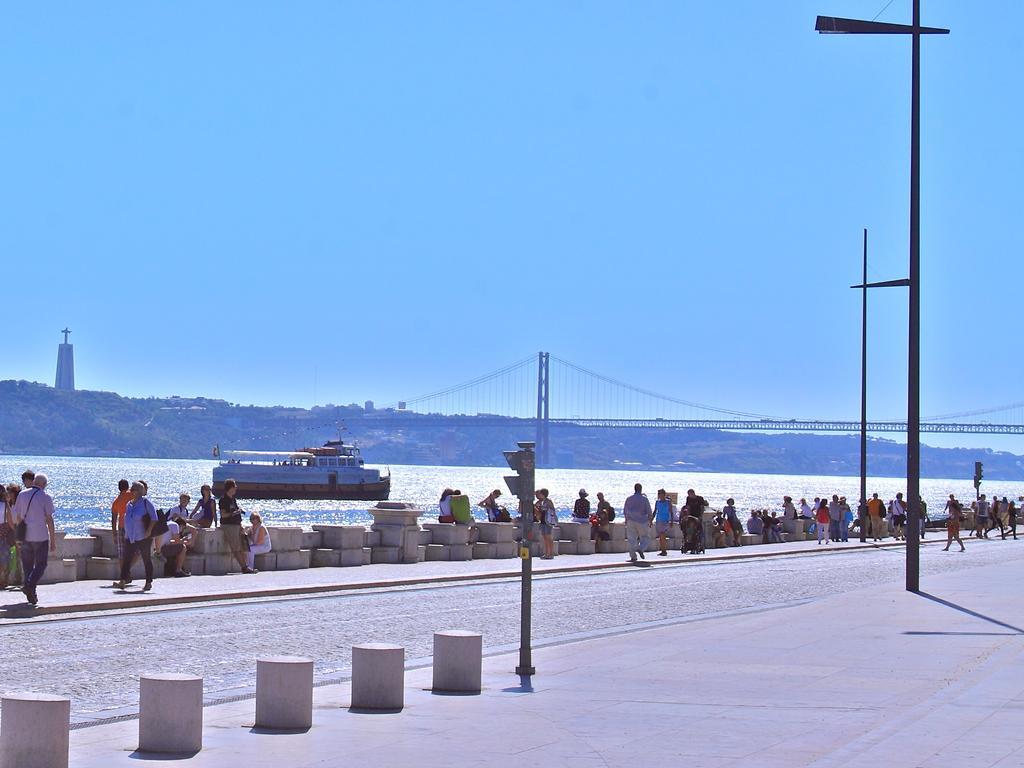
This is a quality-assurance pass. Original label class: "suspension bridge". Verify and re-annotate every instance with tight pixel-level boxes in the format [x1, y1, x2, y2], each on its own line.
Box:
[347, 353, 1024, 464]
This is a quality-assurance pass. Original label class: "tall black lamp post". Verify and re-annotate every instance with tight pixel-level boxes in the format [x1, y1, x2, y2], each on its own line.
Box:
[817, 2, 948, 592]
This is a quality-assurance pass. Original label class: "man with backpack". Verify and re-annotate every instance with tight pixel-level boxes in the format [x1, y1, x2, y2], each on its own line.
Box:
[115, 482, 156, 591]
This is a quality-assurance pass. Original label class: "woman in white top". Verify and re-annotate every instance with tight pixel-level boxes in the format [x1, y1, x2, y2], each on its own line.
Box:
[245, 513, 272, 571]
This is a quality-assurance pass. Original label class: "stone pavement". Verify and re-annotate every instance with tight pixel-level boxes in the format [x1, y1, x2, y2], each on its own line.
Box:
[62, 551, 1024, 767]
[1, 536, 910, 617]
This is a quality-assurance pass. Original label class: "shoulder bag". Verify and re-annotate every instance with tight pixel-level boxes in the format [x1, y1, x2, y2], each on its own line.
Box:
[15, 489, 40, 543]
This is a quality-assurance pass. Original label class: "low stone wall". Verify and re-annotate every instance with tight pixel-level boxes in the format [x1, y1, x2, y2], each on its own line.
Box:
[29, 513, 894, 585]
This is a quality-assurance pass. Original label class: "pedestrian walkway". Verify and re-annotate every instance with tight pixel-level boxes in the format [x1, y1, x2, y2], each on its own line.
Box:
[1, 536, 919, 618]
[59, 549, 1024, 767]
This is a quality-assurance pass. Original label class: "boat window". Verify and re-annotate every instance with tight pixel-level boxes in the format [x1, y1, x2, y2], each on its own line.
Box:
[328, 458, 337, 466]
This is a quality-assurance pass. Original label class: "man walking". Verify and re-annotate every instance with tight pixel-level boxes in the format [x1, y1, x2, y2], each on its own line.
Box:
[115, 482, 155, 591]
[12, 473, 56, 605]
[622, 483, 652, 563]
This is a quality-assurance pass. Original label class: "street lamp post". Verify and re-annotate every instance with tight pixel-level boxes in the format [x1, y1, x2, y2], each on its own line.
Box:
[817, 1, 948, 592]
[850, 230, 910, 542]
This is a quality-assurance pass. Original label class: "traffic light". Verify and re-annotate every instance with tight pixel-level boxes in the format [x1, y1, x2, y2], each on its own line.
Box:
[504, 441, 536, 502]
[973, 461, 983, 490]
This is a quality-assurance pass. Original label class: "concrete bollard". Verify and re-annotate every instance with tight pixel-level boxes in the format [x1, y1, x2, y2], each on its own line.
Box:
[256, 656, 314, 729]
[138, 673, 203, 754]
[0, 693, 70, 768]
[432, 630, 483, 694]
[351, 643, 405, 710]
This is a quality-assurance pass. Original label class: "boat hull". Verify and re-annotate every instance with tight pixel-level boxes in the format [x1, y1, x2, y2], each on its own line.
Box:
[212, 477, 391, 501]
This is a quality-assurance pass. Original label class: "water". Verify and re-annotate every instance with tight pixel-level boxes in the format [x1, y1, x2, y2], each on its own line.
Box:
[1, 455, 1017, 536]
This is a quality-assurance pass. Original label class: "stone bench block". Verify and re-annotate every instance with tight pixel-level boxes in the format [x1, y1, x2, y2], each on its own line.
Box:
[60, 535, 99, 558]
[86, 557, 120, 581]
[191, 528, 229, 555]
[203, 554, 239, 576]
[416, 545, 426, 562]
[1, 693, 70, 768]
[446, 544, 473, 561]
[254, 552, 277, 571]
[574, 540, 596, 555]
[256, 656, 313, 730]
[38, 560, 77, 585]
[371, 547, 401, 564]
[312, 525, 367, 549]
[301, 531, 323, 550]
[364, 531, 381, 548]
[493, 542, 518, 558]
[183, 554, 206, 576]
[418, 529, 433, 545]
[139, 674, 203, 754]
[340, 548, 371, 567]
[275, 549, 311, 570]
[741, 534, 763, 546]
[351, 644, 404, 710]
[424, 544, 446, 562]
[311, 548, 341, 567]
[88, 527, 119, 558]
[472, 543, 495, 559]
[422, 523, 471, 545]
[72, 558, 87, 580]
[608, 524, 627, 541]
[557, 522, 591, 542]
[433, 631, 482, 694]
[266, 527, 305, 552]
[596, 539, 628, 554]
[475, 522, 518, 543]
[558, 541, 578, 555]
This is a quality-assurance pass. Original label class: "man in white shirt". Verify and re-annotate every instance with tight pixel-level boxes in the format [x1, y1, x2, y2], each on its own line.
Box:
[12, 473, 57, 605]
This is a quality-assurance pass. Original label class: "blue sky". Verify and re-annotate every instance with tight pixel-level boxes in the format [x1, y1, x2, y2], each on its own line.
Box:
[2, 2, 1021, 450]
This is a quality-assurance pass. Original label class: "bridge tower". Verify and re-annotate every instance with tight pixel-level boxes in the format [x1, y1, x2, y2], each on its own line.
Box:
[535, 352, 550, 466]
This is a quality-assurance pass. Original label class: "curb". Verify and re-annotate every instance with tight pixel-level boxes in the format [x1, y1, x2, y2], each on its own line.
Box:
[0, 538, 939, 619]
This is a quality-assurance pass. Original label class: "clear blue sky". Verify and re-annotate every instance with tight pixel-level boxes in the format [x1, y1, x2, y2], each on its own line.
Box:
[2, 2, 1021, 449]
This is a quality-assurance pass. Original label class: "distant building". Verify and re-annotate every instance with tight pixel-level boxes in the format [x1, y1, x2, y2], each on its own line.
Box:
[397, 401, 407, 411]
[364, 400, 375, 412]
[55, 328, 75, 391]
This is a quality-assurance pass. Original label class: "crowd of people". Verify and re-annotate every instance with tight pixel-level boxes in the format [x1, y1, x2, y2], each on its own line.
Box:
[1, 469, 269, 605]
[437, 484, 1024, 564]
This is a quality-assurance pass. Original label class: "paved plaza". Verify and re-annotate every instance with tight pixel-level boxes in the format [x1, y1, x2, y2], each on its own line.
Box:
[1, 538, 1020, 766]
[57, 550, 1024, 767]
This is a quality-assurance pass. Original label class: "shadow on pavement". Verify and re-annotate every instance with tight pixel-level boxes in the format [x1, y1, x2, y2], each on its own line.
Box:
[913, 591, 1024, 635]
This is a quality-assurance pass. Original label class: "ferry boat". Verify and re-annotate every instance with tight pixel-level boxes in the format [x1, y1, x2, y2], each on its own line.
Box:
[211, 441, 391, 501]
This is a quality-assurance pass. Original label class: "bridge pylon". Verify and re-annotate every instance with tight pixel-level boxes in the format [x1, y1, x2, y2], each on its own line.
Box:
[535, 352, 550, 466]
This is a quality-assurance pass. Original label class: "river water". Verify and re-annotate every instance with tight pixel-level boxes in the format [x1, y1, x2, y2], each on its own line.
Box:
[0, 455, 1017, 535]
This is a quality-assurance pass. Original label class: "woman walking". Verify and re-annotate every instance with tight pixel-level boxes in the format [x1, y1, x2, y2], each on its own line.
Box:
[815, 499, 831, 545]
[534, 488, 557, 559]
[943, 494, 965, 552]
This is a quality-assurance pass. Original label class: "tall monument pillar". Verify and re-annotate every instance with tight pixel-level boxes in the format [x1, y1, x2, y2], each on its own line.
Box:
[55, 328, 75, 391]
